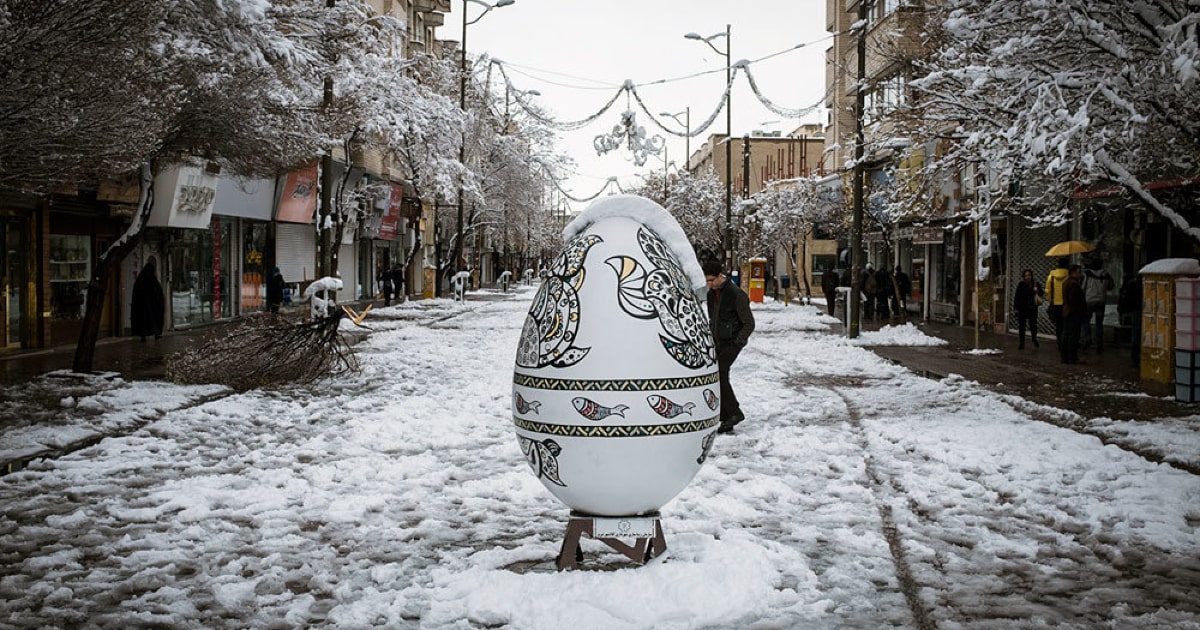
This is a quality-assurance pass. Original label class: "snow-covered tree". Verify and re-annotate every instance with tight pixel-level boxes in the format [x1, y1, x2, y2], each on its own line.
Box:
[440, 58, 566, 285]
[1, 0, 461, 371]
[751, 177, 844, 299]
[1, 0, 335, 372]
[908, 0, 1200, 237]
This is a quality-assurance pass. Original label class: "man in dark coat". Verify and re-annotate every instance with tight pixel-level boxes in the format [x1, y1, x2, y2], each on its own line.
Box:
[130, 259, 165, 341]
[874, 266, 892, 321]
[703, 260, 756, 434]
[1061, 264, 1087, 364]
[893, 266, 912, 314]
[821, 267, 840, 316]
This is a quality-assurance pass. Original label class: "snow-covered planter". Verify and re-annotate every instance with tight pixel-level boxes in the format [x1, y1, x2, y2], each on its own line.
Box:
[511, 195, 719, 517]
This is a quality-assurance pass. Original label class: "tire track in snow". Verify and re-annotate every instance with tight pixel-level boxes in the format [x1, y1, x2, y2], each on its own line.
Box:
[832, 387, 940, 630]
[757, 346, 938, 630]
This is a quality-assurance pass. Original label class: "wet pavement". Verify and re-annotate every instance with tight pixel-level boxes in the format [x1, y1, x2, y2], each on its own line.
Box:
[838, 315, 1200, 424]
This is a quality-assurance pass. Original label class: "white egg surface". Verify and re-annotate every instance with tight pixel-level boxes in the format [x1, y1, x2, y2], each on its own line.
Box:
[512, 196, 720, 517]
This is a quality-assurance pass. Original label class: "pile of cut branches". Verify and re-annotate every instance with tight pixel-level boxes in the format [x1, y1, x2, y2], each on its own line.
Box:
[166, 312, 359, 392]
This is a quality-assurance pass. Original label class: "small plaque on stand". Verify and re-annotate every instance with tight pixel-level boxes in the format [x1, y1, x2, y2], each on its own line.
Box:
[593, 517, 657, 538]
[557, 511, 666, 571]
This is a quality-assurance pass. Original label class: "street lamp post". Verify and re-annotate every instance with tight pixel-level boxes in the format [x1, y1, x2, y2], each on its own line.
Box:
[659, 108, 691, 171]
[455, 0, 514, 279]
[685, 26, 731, 269]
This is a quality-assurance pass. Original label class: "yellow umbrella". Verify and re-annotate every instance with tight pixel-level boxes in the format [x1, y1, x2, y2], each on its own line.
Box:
[1045, 240, 1095, 257]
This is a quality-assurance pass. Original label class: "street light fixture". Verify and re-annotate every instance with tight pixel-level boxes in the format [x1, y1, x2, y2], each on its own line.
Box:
[659, 108, 691, 171]
[456, 0, 514, 278]
[685, 25, 732, 270]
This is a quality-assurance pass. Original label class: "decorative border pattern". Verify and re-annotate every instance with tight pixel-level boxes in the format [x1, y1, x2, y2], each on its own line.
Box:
[514, 416, 720, 437]
[513, 373, 719, 391]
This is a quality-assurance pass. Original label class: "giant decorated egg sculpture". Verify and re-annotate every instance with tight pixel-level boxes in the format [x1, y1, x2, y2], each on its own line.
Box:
[512, 194, 720, 517]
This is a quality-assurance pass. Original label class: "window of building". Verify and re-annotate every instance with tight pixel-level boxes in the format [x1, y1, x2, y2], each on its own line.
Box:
[49, 235, 91, 320]
[937, 230, 961, 304]
[865, 73, 908, 123]
[241, 221, 268, 312]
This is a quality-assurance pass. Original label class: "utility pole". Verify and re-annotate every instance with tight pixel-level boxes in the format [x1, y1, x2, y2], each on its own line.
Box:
[315, 0, 338, 280]
[742, 133, 751, 264]
[724, 25, 733, 271]
[849, 0, 869, 339]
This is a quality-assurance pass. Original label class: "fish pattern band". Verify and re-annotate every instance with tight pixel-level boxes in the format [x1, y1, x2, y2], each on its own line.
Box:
[513, 373, 719, 391]
[513, 416, 721, 438]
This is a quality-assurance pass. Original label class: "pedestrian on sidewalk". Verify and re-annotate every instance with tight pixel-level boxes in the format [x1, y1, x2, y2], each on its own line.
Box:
[130, 258, 165, 341]
[1081, 257, 1114, 352]
[821, 266, 840, 316]
[1045, 257, 1070, 350]
[1013, 269, 1044, 349]
[704, 260, 755, 435]
[875, 266, 893, 321]
[1061, 264, 1087, 363]
[266, 267, 285, 314]
[376, 262, 394, 306]
[862, 263, 877, 322]
[893, 265, 912, 315]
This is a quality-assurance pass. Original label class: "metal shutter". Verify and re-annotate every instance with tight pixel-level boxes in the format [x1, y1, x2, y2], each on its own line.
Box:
[276, 223, 316, 284]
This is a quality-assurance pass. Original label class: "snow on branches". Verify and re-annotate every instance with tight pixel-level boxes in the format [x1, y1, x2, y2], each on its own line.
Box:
[909, 0, 1200, 236]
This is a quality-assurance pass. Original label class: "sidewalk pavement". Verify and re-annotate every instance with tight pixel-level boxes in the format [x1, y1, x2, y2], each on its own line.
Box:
[853, 315, 1200, 423]
[0, 291, 514, 385]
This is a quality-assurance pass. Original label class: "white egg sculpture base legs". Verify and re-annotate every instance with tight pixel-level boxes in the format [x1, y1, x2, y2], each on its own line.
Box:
[556, 511, 666, 571]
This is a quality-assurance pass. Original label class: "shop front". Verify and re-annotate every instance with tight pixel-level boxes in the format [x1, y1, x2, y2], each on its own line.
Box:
[139, 162, 221, 331]
[212, 176, 275, 315]
[275, 163, 319, 307]
[47, 196, 125, 346]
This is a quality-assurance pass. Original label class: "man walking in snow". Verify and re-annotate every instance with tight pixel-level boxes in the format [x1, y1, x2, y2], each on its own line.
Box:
[704, 260, 755, 435]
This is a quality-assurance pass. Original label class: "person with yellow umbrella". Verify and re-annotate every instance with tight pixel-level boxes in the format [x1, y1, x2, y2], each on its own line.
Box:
[1044, 256, 1071, 349]
[1043, 241, 1095, 352]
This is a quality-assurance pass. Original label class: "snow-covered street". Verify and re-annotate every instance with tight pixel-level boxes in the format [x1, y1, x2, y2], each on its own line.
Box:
[1, 287, 1198, 629]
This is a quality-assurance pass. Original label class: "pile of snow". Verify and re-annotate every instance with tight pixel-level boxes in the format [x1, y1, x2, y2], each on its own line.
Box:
[850, 323, 949, 347]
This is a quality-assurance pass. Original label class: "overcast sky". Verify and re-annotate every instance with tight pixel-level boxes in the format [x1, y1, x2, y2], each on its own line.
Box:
[444, 0, 831, 212]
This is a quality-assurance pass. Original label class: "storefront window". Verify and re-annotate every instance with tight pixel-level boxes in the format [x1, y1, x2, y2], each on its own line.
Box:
[168, 218, 232, 326]
[939, 231, 961, 304]
[6, 223, 29, 347]
[49, 234, 91, 320]
[242, 221, 268, 312]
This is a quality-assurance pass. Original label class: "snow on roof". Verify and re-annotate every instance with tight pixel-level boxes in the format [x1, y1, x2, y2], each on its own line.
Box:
[563, 194, 706, 290]
[1139, 258, 1200, 275]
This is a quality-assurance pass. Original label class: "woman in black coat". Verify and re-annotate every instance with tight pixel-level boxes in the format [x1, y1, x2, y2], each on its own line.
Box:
[1013, 268, 1043, 349]
[130, 259, 165, 341]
